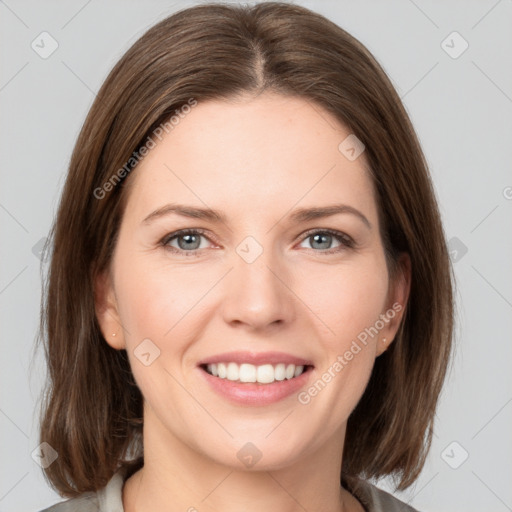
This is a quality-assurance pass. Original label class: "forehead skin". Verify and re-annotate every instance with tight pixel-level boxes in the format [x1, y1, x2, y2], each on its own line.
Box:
[120, 93, 380, 252]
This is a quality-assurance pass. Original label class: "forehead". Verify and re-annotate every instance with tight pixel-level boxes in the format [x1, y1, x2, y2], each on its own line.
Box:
[122, 93, 378, 225]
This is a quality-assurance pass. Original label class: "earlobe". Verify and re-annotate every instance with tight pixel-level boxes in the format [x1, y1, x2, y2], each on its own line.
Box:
[376, 337, 390, 357]
[94, 270, 126, 350]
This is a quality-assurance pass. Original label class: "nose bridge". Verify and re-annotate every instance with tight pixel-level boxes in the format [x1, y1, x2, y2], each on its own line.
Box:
[221, 234, 295, 328]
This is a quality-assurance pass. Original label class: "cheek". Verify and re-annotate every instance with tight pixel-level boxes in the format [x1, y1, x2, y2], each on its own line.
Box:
[298, 258, 389, 347]
[114, 251, 211, 343]
[296, 262, 388, 422]
[112, 255, 209, 398]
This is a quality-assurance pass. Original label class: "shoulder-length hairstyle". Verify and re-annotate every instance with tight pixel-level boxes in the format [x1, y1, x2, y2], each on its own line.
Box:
[38, 0, 454, 497]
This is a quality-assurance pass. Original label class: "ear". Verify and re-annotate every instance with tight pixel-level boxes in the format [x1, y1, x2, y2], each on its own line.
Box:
[375, 252, 411, 356]
[94, 270, 126, 350]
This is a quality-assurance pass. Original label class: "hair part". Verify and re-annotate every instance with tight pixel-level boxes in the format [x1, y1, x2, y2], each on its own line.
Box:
[37, 1, 454, 496]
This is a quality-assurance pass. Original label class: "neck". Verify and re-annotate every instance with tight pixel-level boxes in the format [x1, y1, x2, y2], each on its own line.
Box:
[122, 405, 361, 512]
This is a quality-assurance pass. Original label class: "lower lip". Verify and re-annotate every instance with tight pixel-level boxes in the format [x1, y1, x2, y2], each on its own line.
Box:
[197, 366, 313, 406]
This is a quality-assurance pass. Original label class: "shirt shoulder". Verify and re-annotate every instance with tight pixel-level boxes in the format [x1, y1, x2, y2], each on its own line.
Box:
[38, 492, 100, 512]
[38, 469, 126, 512]
[345, 476, 420, 512]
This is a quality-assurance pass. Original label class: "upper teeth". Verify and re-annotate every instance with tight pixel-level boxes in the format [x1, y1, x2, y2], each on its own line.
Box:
[206, 362, 306, 384]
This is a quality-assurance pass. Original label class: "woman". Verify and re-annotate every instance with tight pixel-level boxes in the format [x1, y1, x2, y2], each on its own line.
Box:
[37, 2, 454, 511]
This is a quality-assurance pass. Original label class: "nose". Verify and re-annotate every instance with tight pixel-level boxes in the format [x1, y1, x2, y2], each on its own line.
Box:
[220, 243, 296, 331]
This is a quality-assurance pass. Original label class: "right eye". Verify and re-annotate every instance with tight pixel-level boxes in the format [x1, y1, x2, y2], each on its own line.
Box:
[160, 229, 215, 256]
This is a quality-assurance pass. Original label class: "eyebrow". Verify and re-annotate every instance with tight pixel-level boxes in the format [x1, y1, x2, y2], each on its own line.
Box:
[142, 203, 372, 230]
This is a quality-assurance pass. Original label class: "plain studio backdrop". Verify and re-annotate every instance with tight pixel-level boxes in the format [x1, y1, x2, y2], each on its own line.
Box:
[1, 1, 511, 511]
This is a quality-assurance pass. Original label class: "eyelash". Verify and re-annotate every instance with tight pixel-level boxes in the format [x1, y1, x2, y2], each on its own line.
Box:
[159, 228, 355, 257]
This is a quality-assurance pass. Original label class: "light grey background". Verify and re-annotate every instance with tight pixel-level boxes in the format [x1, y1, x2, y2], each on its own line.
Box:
[1, 1, 511, 511]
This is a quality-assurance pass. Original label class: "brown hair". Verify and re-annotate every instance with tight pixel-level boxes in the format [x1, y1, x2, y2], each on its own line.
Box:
[37, 1, 454, 497]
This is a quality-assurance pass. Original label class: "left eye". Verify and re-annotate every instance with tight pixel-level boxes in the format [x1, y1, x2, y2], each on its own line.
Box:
[298, 230, 353, 252]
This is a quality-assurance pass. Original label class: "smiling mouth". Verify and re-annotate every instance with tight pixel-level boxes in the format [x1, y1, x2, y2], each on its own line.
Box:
[200, 362, 314, 384]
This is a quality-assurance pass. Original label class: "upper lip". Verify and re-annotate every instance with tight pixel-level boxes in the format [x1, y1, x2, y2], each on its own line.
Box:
[197, 351, 314, 367]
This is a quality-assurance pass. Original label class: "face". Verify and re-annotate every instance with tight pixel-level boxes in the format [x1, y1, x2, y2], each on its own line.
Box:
[96, 92, 409, 471]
